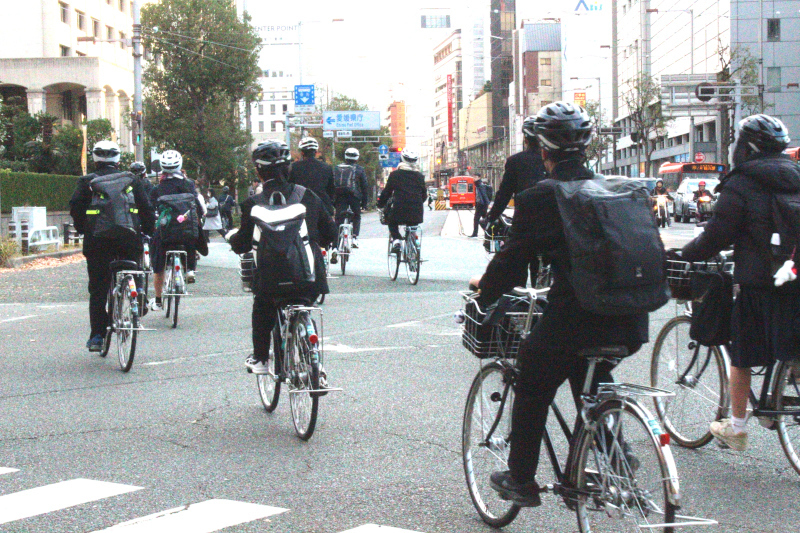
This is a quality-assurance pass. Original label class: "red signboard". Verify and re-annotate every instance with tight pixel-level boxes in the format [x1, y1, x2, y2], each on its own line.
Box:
[694, 151, 706, 163]
[447, 74, 454, 143]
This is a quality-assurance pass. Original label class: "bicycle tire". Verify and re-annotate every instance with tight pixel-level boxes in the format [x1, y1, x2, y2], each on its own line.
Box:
[387, 240, 400, 281]
[573, 399, 678, 533]
[116, 281, 137, 373]
[100, 287, 115, 358]
[164, 263, 172, 319]
[340, 247, 348, 276]
[462, 361, 520, 527]
[257, 323, 283, 413]
[650, 315, 728, 448]
[172, 295, 180, 329]
[405, 238, 420, 285]
[289, 313, 319, 440]
[775, 361, 800, 477]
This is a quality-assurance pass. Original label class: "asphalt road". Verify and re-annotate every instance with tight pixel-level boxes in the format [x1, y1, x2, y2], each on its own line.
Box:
[0, 211, 797, 533]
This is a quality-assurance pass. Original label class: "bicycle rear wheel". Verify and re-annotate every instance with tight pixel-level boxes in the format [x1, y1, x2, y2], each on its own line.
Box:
[100, 287, 115, 358]
[387, 240, 400, 281]
[573, 399, 678, 533]
[405, 238, 420, 285]
[289, 314, 319, 440]
[164, 264, 173, 319]
[257, 324, 283, 413]
[650, 315, 728, 448]
[462, 361, 520, 527]
[340, 245, 348, 276]
[116, 282, 137, 372]
[172, 295, 180, 328]
[775, 361, 800, 476]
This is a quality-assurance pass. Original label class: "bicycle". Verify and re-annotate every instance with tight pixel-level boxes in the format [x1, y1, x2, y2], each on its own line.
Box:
[652, 258, 800, 475]
[99, 259, 151, 372]
[335, 207, 354, 276]
[316, 248, 329, 305]
[162, 248, 188, 329]
[459, 288, 715, 531]
[387, 225, 421, 285]
[483, 215, 511, 256]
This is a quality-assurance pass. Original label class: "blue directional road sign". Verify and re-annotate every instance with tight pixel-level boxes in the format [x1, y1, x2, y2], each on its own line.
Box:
[378, 144, 389, 156]
[294, 85, 315, 107]
[380, 152, 402, 168]
[323, 111, 381, 131]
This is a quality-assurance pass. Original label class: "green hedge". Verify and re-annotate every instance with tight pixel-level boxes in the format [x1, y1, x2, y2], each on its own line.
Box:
[0, 170, 78, 213]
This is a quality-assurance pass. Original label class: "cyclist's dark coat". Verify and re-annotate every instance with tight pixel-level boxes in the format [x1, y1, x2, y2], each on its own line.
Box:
[486, 148, 546, 221]
[334, 163, 369, 205]
[288, 157, 335, 215]
[149, 175, 204, 227]
[377, 167, 427, 226]
[682, 153, 800, 366]
[478, 159, 648, 483]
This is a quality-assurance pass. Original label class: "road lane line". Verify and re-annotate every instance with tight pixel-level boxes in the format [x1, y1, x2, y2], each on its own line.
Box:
[0, 315, 37, 324]
[340, 525, 425, 533]
[0, 478, 142, 525]
[0, 467, 18, 475]
[91, 499, 287, 532]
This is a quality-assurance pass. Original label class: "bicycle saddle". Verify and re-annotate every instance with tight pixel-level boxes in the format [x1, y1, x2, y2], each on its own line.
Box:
[577, 345, 629, 359]
[109, 260, 140, 272]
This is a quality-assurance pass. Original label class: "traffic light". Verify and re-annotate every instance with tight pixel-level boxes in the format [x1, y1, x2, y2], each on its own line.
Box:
[389, 147, 400, 153]
[136, 133, 142, 144]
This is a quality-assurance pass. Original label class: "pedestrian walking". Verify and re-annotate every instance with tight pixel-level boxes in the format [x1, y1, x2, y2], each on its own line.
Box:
[471, 174, 490, 237]
[218, 186, 236, 230]
[203, 190, 225, 242]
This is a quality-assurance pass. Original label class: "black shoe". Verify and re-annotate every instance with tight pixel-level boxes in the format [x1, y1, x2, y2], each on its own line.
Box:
[87, 334, 104, 353]
[469, 234, 478, 238]
[490, 471, 543, 507]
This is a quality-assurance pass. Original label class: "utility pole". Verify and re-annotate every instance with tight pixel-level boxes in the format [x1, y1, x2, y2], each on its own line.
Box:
[132, 0, 144, 161]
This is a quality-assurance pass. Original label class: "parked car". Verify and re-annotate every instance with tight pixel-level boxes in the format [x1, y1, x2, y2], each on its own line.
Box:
[673, 178, 720, 222]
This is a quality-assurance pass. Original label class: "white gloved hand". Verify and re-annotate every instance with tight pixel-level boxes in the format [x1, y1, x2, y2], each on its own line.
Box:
[225, 228, 238, 243]
[774, 259, 797, 287]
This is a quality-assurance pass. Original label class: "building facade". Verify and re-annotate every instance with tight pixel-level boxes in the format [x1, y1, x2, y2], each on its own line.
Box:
[489, 0, 515, 148]
[0, 0, 147, 151]
[387, 101, 406, 151]
[248, 72, 295, 149]
[432, 30, 463, 182]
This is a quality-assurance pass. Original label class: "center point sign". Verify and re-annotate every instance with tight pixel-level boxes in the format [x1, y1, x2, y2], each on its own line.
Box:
[323, 111, 381, 131]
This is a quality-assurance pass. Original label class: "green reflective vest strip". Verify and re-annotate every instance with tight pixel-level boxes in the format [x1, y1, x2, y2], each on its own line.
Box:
[129, 208, 138, 214]
[86, 209, 100, 215]
[125, 186, 133, 193]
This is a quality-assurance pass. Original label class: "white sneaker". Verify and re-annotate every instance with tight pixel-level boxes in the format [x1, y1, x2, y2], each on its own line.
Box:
[149, 299, 163, 311]
[391, 239, 402, 253]
[352, 237, 359, 249]
[186, 271, 196, 283]
[245, 355, 270, 375]
[710, 419, 748, 451]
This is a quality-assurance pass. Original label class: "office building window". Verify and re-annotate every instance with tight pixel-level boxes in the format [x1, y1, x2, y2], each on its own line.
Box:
[540, 79, 552, 86]
[119, 31, 126, 48]
[76, 11, 85, 30]
[60, 3, 69, 24]
[270, 104, 276, 114]
[271, 122, 277, 132]
[768, 19, 781, 42]
[282, 104, 288, 113]
[107, 26, 114, 40]
[767, 67, 782, 92]
[258, 104, 264, 115]
[92, 18, 100, 37]
[119, 0, 125, 11]
[258, 121, 264, 133]
[540, 57, 551, 66]
[421, 15, 451, 29]
[60, 45, 71, 56]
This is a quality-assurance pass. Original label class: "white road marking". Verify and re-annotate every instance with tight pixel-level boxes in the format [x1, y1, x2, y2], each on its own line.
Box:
[37, 304, 76, 309]
[0, 478, 142, 525]
[387, 320, 421, 329]
[91, 499, 287, 532]
[0, 315, 37, 324]
[324, 343, 403, 354]
[340, 525, 424, 533]
[0, 467, 18, 475]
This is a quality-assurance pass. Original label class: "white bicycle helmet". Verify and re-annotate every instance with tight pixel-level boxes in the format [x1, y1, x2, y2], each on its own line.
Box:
[299, 137, 319, 152]
[401, 147, 419, 164]
[160, 150, 183, 173]
[92, 140, 121, 163]
[344, 147, 359, 162]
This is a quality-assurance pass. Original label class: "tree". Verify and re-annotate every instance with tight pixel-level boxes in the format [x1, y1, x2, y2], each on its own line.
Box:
[585, 99, 610, 172]
[621, 73, 669, 176]
[142, 0, 261, 187]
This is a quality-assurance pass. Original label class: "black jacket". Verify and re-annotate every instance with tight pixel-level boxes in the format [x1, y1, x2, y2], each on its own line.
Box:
[475, 180, 491, 207]
[479, 160, 648, 350]
[69, 164, 155, 254]
[217, 193, 236, 213]
[683, 154, 800, 288]
[288, 157, 335, 214]
[334, 163, 369, 206]
[150, 175, 205, 221]
[377, 167, 427, 226]
[487, 148, 546, 221]
[230, 180, 337, 295]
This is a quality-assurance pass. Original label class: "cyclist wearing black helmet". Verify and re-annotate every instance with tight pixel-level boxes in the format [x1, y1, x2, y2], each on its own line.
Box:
[470, 102, 648, 506]
[229, 141, 337, 374]
[682, 114, 800, 451]
[129, 161, 155, 197]
[288, 137, 336, 216]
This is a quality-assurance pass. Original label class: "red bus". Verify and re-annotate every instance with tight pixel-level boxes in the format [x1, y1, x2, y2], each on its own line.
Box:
[657, 162, 727, 191]
[449, 176, 476, 209]
[784, 147, 800, 161]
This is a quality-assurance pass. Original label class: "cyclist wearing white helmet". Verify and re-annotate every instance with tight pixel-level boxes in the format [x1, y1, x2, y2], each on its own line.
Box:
[69, 140, 155, 352]
[332, 147, 369, 251]
[377, 147, 427, 251]
[288, 137, 335, 216]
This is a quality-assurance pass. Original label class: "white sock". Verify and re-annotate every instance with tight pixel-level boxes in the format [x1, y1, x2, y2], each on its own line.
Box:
[731, 415, 748, 435]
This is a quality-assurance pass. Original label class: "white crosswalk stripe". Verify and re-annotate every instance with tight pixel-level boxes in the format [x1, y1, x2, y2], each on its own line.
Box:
[0, 478, 142, 525]
[90, 499, 287, 532]
[340, 526, 424, 533]
[0, 467, 18, 476]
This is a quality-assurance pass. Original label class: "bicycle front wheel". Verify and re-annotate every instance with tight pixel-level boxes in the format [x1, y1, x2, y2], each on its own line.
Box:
[462, 361, 520, 527]
[650, 315, 728, 448]
[288, 314, 319, 440]
[387, 240, 400, 281]
[405, 238, 420, 285]
[775, 361, 800, 476]
[116, 285, 137, 372]
[257, 324, 283, 413]
[573, 399, 678, 533]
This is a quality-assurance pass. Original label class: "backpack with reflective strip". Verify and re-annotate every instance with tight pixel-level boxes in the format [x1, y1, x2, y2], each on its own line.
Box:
[87, 172, 139, 239]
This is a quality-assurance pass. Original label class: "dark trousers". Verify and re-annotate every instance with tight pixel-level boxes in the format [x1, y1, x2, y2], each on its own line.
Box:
[85, 242, 138, 338]
[472, 204, 488, 236]
[335, 195, 362, 236]
[252, 295, 278, 362]
[221, 211, 233, 230]
[388, 223, 402, 240]
[204, 229, 226, 243]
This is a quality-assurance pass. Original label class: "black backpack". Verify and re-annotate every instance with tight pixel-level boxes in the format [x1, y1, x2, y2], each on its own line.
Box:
[87, 172, 139, 239]
[548, 175, 669, 315]
[156, 193, 199, 244]
[334, 164, 357, 193]
[769, 191, 800, 284]
[251, 185, 316, 296]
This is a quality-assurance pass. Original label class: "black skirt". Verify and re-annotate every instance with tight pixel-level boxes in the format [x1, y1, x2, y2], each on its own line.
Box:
[729, 287, 800, 367]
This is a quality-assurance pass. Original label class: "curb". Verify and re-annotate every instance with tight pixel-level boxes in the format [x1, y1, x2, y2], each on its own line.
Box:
[8, 248, 83, 268]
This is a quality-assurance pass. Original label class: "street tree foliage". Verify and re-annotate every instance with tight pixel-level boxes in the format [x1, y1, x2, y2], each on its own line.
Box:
[622, 73, 669, 176]
[584, 100, 610, 172]
[142, 0, 261, 189]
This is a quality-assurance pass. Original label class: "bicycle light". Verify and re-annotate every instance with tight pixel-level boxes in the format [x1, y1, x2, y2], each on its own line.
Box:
[175, 264, 181, 271]
[659, 433, 670, 447]
[308, 333, 319, 345]
[454, 310, 466, 324]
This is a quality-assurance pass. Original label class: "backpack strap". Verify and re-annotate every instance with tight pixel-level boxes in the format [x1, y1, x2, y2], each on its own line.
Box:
[288, 184, 306, 205]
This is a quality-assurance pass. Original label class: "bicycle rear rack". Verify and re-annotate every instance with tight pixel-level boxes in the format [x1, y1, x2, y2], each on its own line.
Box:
[597, 382, 676, 398]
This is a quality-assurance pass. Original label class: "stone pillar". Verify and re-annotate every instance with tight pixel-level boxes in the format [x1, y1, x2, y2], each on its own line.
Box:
[106, 91, 119, 141]
[85, 88, 105, 121]
[26, 88, 47, 115]
[118, 94, 131, 150]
